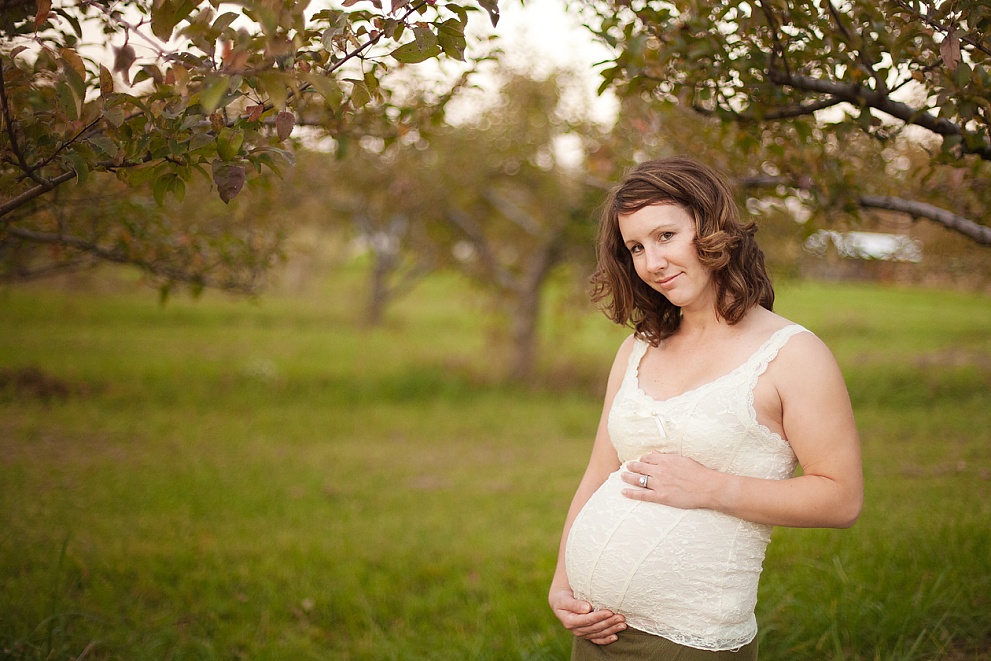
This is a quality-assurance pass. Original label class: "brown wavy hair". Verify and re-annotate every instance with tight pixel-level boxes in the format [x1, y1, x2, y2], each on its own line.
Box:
[589, 156, 774, 345]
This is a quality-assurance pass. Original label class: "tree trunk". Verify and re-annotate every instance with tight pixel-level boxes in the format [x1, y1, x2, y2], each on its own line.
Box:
[509, 281, 541, 381]
[507, 235, 562, 381]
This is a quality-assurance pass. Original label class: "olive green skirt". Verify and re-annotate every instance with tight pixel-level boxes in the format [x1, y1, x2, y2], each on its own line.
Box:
[571, 628, 758, 661]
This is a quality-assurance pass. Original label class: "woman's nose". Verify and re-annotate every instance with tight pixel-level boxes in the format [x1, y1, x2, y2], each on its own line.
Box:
[645, 246, 667, 272]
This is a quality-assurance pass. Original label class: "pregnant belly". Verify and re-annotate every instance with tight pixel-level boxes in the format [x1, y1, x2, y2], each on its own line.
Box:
[565, 468, 769, 633]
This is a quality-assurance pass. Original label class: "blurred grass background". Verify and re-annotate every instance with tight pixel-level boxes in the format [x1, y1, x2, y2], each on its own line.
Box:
[1, 269, 989, 660]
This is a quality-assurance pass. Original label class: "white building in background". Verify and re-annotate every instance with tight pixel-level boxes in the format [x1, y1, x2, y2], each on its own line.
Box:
[804, 230, 923, 263]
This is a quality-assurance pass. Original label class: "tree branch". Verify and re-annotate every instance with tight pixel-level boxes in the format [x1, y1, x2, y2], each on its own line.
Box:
[482, 188, 542, 236]
[0, 171, 78, 218]
[3, 227, 264, 291]
[738, 175, 990, 246]
[697, 95, 844, 121]
[445, 207, 518, 292]
[858, 195, 991, 246]
[768, 71, 991, 160]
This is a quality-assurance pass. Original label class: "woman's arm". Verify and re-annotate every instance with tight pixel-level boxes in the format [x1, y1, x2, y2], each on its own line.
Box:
[548, 336, 631, 644]
[622, 332, 864, 529]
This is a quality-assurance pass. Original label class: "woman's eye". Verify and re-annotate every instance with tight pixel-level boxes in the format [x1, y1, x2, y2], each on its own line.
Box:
[659, 232, 675, 242]
[629, 244, 643, 255]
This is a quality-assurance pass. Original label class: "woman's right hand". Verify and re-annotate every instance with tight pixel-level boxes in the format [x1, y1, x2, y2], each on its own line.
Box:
[549, 587, 627, 645]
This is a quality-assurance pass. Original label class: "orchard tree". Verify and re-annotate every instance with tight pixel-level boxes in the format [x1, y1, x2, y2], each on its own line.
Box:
[320, 68, 607, 376]
[320, 132, 443, 325]
[418, 69, 605, 380]
[582, 0, 991, 247]
[0, 0, 500, 291]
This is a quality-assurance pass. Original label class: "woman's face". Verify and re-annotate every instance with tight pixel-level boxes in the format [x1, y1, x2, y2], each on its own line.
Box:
[617, 203, 716, 313]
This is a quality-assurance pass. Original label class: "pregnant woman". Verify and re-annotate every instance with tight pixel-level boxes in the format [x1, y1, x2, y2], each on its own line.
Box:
[548, 157, 863, 660]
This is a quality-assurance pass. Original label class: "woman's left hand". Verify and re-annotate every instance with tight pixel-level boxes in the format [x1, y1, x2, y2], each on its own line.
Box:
[621, 452, 720, 510]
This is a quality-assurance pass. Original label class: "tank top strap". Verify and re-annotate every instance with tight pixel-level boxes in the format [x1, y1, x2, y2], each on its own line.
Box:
[746, 324, 809, 384]
[626, 335, 650, 376]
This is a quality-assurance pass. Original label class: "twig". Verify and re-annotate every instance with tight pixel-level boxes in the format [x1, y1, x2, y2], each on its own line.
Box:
[827, 0, 888, 95]
[0, 57, 49, 187]
[889, 0, 991, 58]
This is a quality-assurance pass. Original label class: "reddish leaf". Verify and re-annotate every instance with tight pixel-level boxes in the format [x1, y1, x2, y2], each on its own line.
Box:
[113, 44, 136, 86]
[246, 104, 265, 122]
[275, 110, 295, 141]
[99, 64, 115, 97]
[34, 0, 51, 30]
[212, 161, 246, 204]
[940, 30, 961, 71]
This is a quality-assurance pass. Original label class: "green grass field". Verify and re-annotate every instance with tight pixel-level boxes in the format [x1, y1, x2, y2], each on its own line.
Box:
[1, 271, 989, 660]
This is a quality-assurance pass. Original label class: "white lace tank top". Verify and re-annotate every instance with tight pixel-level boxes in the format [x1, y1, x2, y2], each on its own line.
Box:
[565, 325, 808, 651]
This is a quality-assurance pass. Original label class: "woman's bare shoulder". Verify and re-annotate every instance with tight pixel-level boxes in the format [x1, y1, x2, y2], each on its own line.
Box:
[609, 333, 639, 370]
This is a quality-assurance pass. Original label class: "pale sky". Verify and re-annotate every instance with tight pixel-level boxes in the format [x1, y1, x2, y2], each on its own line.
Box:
[479, 0, 617, 123]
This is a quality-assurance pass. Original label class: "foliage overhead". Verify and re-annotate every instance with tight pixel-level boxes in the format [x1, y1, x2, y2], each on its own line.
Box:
[0, 0, 500, 290]
[583, 0, 991, 247]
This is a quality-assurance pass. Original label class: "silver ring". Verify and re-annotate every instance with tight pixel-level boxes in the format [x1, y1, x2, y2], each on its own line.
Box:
[639, 475, 648, 488]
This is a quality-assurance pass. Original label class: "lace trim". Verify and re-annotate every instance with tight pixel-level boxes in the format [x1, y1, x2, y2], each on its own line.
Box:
[627, 325, 807, 455]
[628, 325, 806, 405]
[744, 325, 809, 452]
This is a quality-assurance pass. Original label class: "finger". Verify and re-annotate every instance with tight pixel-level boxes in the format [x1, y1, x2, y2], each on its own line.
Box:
[568, 609, 617, 628]
[563, 596, 593, 615]
[585, 620, 628, 644]
[573, 613, 626, 636]
[621, 471, 654, 492]
[557, 608, 603, 631]
[621, 487, 649, 500]
[619, 470, 638, 487]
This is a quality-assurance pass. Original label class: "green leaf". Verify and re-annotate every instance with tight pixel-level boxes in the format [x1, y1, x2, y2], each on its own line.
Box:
[256, 71, 289, 110]
[60, 61, 85, 118]
[117, 164, 160, 187]
[103, 105, 126, 127]
[88, 136, 119, 160]
[390, 41, 442, 64]
[212, 11, 239, 33]
[151, 0, 197, 42]
[188, 130, 216, 153]
[413, 25, 437, 50]
[170, 176, 186, 202]
[303, 73, 342, 107]
[217, 127, 244, 161]
[153, 173, 171, 206]
[199, 75, 230, 112]
[55, 82, 78, 121]
[438, 20, 467, 61]
[349, 80, 371, 108]
[67, 151, 89, 186]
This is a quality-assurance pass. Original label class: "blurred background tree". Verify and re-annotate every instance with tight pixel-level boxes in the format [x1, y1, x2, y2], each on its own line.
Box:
[319, 66, 605, 378]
